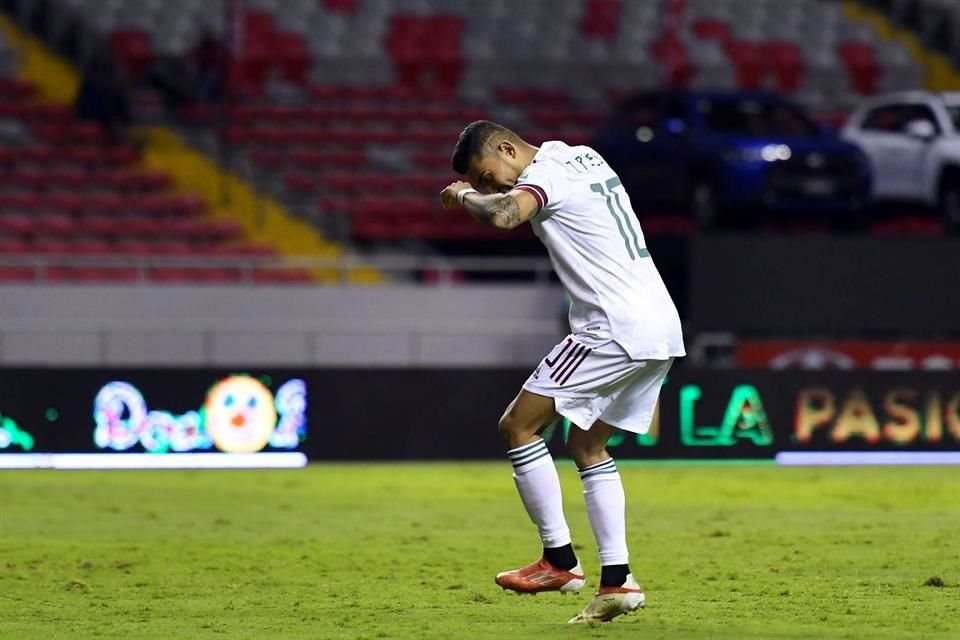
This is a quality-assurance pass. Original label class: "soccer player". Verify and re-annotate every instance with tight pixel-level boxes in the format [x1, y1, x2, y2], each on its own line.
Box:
[440, 121, 685, 623]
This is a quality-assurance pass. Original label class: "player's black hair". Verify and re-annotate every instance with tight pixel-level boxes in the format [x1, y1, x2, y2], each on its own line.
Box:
[451, 120, 519, 175]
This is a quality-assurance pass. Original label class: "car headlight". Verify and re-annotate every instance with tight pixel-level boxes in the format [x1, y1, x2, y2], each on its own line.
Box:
[723, 145, 793, 163]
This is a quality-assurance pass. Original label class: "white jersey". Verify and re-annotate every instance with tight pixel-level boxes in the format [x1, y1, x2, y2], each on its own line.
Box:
[514, 141, 685, 361]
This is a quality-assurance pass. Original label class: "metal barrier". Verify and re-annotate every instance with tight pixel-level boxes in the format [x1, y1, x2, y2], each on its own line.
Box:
[0, 254, 557, 283]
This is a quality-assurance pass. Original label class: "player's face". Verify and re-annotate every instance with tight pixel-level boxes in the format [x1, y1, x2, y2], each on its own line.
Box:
[467, 142, 523, 195]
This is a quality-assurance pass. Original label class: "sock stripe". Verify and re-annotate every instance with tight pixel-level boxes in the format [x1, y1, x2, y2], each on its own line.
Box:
[580, 467, 620, 479]
[507, 439, 544, 457]
[579, 460, 617, 479]
[510, 449, 550, 468]
[510, 440, 548, 466]
[512, 448, 552, 470]
[509, 440, 547, 461]
[579, 458, 615, 472]
[580, 460, 616, 473]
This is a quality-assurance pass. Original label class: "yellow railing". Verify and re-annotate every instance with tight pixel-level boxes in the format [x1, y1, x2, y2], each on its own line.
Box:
[842, 1, 960, 90]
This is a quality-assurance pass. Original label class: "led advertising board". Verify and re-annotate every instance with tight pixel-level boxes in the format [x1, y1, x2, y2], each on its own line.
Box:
[1, 369, 957, 466]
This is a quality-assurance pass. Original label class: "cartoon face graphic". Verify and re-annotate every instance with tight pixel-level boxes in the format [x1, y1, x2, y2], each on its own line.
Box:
[204, 376, 277, 453]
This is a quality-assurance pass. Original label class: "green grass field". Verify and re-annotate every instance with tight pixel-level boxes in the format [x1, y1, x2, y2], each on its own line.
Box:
[1, 463, 958, 639]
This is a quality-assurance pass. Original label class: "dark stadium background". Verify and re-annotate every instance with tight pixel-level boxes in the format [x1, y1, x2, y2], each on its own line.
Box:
[0, 0, 957, 465]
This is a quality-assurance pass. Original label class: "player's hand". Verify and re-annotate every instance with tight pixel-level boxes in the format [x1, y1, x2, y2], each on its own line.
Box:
[440, 181, 475, 209]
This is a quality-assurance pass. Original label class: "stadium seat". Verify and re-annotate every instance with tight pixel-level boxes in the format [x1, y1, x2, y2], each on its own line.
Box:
[0, 77, 37, 100]
[34, 0, 924, 249]
[724, 41, 766, 90]
[764, 41, 806, 93]
[321, 0, 358, 14]
[251, 267, 313, 283]
[0, 266, 36, 282]
[581, 0, 622, 40]
[837, 41, 882, 94]
[111, 28, 154, 78]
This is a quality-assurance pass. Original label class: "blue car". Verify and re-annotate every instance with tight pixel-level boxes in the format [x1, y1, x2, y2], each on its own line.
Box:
[590, 90, 872, 228]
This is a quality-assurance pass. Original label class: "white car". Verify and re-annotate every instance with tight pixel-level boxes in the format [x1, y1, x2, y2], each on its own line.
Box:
[842, 91, 960, 232]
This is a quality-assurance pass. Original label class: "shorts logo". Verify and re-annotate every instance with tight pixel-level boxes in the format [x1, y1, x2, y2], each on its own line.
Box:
[545, 338, 593, 386]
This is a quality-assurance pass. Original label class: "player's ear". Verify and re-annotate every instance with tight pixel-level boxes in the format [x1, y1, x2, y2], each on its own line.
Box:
[498, 140, 517, 158]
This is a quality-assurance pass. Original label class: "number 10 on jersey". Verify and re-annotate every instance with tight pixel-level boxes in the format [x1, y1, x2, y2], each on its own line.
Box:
[590, 177, 649, 261]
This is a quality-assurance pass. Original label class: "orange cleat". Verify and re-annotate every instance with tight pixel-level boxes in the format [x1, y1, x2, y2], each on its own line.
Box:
[495, 557, 586, 594]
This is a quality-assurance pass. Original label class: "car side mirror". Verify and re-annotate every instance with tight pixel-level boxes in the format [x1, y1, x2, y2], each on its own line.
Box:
[904, 119, 937, 140]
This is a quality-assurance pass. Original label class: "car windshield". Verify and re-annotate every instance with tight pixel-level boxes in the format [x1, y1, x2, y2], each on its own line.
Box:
[697, 99, 820, 137]
[949, 106, 960, 131]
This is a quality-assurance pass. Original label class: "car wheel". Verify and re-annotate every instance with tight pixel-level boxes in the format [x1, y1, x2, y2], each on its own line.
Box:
[939, 175, 960, 235]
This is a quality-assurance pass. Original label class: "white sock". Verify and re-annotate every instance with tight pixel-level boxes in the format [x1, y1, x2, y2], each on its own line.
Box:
[508, 439, 571, 549]
[579, 458, 629, 566]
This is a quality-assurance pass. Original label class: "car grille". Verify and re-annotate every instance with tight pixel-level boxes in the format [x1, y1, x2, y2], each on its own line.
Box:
[767, 153, 863, 199]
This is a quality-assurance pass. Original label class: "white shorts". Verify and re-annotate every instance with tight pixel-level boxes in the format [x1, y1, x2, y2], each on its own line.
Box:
[522, 335, 673, 434]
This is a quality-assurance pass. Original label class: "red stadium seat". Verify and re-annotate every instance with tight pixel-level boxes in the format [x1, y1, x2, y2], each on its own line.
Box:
[837, 42, 881, 95]
[82, 193, 128, 216]
[31, 103, 73, 123]
[121, 217, 163, 238]
[0, 194, 41, 212]
[0, 103, 30, 119]
[412, 151, 451, 171]
[692, 19, 731, 43]
[170, 195, 207, 217]
[317, 196, 353, 216]
[291, 150, 367, 168]
[0, 77, 37, 100]
[284, 172, 317, 193]
[94, 267, 142, 283]
[148, 241, 194, 256]
[322, 0, 358, 14]
[0, 237, 31, 254]
[0, 266, 36, 282]
[275, 32, 311, 86]
[0, 82, 270, 279]
[495, 87, 570, 106]
[48, 168, 90, 191]
[252, 267, 312, 283]
[77, 216, 121, 237]
[73, 122, 109, 145]
[230, 242, 278, 257]
[178, 103, 216, 124]
[150, 267, 242, 283]
[13, 168, 49, 191]
[19, 145, 57, 165]
[111, 28, 154, 78]
[725, 41, 766, 90]
[764, 42, 806, 94]
[205, 219, 243, 241]
[387, 14, 464, 92]
[105, 146, 139, 165]
[31, 238, 74, 254]
[114, 239, 153, 254]
[580, 0, 621, 40]
[33, 214, 77, 237]
[68, 239, 114, 255]
[250, 149, 286, 170]
[0, 214, 34, 237]
[649, 36, 695, 88]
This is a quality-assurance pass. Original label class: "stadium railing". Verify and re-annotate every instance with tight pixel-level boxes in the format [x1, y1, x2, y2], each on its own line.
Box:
[0, 253, 556, 284]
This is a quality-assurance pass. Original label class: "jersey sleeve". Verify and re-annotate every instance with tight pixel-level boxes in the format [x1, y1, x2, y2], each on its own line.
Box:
[513, 160, 566, 218]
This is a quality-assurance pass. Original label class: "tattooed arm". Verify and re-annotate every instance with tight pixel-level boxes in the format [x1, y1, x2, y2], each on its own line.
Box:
[440, 181, 540, 230]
